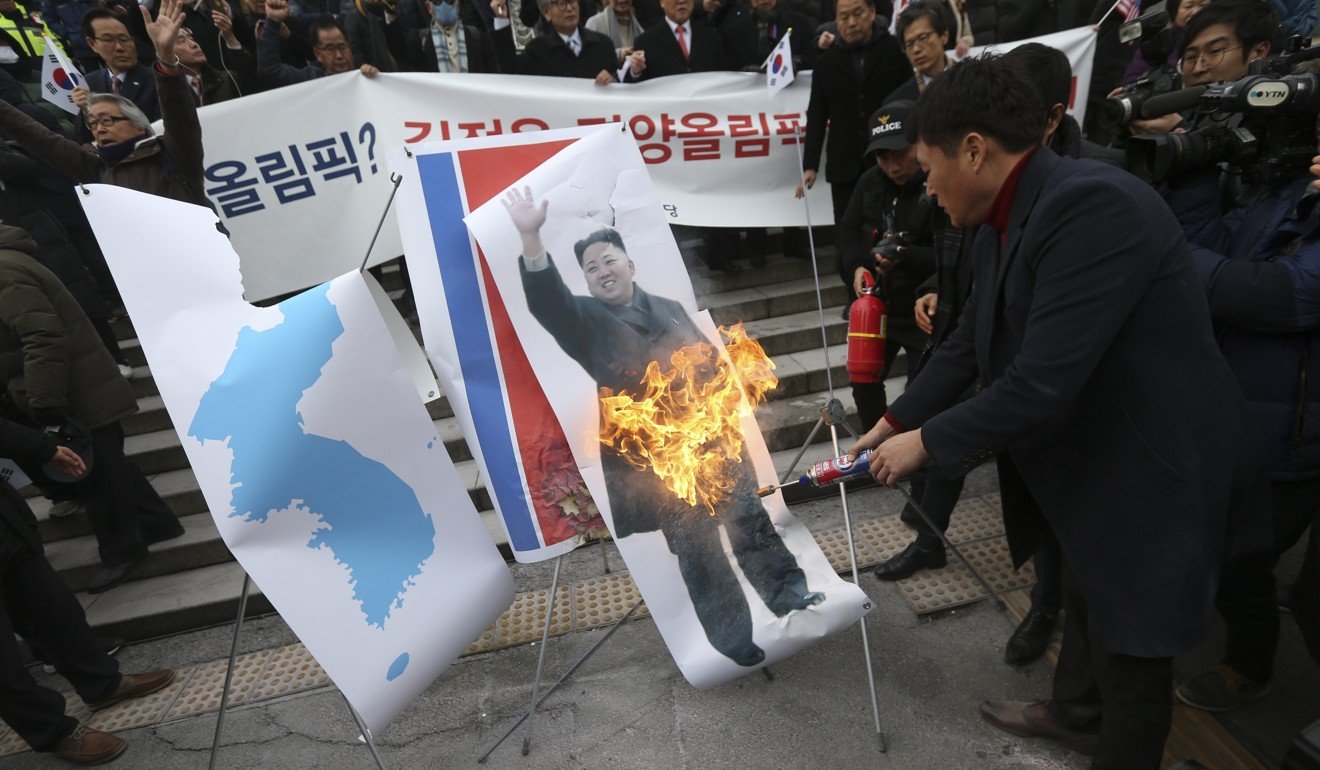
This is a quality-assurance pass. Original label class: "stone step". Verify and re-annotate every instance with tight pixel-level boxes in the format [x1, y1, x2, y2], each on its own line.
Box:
[688, 246, 838, 297]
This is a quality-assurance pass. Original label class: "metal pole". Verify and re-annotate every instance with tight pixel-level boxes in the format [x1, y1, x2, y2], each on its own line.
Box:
[794, 127, 888, 752]
[598, 534, 611, 575]
[794, 133, 836, 398]
[342, 694, 387, 770]
[209, 573, 251, 770]
[477, 599, 644, 763]
[358, 173, 404, 273]
[777, 416, 825, 486]
[520, 555, 563, 756]
[828, 423, 889, 751]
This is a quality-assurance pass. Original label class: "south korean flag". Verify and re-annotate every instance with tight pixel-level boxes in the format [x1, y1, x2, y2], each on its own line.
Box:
[40, 37, 84, 116]
[765, 31, 794, 98]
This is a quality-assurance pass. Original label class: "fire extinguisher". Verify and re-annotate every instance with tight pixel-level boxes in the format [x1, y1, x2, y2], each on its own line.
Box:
[847, 271, 887, 383]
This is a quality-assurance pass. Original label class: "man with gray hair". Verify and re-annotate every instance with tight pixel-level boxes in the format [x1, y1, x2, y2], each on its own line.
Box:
[0, 0, 205, 208]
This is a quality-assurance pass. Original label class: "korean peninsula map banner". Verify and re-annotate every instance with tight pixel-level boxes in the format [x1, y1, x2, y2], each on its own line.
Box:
[79, 185, 513, 735]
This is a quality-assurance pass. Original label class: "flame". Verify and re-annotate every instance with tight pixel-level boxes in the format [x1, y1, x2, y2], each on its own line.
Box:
[598, 323, 777, 516]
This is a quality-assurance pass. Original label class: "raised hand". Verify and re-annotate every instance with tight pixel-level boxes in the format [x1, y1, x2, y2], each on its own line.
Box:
[265, 0, 291, 23]
[503, 186, 548, 235]
[143, 0, 186, 63]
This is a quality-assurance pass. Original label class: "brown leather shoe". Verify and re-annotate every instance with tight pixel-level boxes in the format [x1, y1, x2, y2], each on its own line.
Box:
[51, 725, 127, 765]
[85, 669, 176, 710]
[978, 700, 1099, 756]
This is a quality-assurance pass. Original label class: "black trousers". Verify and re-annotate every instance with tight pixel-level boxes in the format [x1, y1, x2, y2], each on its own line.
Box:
[851, 332, 925, 434]
[80, 423, 181, 567]
[1217, 476, 1320, 682]
[1048, 560, 1173, 770]
[660, 491, 808, 663]
[0, 548, 120, 751]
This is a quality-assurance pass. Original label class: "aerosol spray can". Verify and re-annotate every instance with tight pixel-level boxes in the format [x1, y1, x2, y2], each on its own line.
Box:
[804, 449, 874, 487]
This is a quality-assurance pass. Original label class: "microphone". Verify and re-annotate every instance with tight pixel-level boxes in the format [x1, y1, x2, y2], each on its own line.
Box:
[1140, 85, 1208, 119]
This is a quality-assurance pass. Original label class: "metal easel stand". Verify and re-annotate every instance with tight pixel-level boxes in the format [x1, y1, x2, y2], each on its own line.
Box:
[477, 599, 645, 763]
[789, 134, 889, 753]
[209, 573, 388, 770]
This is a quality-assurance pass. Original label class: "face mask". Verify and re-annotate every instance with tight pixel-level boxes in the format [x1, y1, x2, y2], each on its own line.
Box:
[433, 0, 458, 25]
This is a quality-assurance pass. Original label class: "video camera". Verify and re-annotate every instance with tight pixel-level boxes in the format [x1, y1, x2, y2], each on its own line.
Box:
[1100, 7, 1180, 129]
[1127, 39, 1320, 184]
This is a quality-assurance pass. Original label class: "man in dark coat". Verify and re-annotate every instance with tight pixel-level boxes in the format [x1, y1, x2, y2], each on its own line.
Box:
[797, 0, 908, 292]
[851, 56, 1267, 769]
[257, 2, 381, 87]
[718, 0, 815, 70]
[0, 415, 176, 764]
[491, 0, 618, 79]
[401, 0, 498, 73]
[624, 0, 731, 80]
[504, 188, 824, 668]
[1160, 142, 1320, 711]
[0, 221, 183, 594]
[79, 7, 160, 137]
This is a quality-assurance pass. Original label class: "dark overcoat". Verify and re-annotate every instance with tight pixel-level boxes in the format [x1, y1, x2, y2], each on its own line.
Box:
[889, 149, 1270, 658]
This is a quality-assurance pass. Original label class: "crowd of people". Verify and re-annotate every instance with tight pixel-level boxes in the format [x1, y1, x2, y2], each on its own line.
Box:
[1, 0, 1319, 762]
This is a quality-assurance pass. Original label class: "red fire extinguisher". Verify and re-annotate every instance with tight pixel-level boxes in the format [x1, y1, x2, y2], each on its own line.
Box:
[847, 271, 887, 383]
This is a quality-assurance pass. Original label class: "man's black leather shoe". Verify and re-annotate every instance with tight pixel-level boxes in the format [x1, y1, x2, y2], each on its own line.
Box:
[873, 542, 946, 581]
[86, 557, 143, 594]
[1004, 608, 1057, 665]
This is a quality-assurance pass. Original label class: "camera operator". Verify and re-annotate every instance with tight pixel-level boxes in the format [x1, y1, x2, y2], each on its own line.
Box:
[1128, 0, 1275, 135]
[1159, 103, 1320, 715]
[839, 100, 937, 435]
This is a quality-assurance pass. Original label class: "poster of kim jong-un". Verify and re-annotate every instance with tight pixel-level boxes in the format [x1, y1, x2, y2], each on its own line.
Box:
[463, 125, 870, 688]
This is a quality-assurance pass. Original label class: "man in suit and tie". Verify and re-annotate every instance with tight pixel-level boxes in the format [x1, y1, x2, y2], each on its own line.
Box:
[796, 0, 907, 295]
[490, 0, 621, 81]
[850, 55, 1268, 769]
[75, 7, 158, 123]
[624, 0, 731, 80]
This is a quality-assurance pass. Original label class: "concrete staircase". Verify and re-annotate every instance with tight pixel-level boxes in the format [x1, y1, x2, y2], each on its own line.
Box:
[30, 239, 912, 642]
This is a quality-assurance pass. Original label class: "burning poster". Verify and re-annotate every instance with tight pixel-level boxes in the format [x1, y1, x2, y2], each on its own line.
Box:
[456, 125, 871, 688]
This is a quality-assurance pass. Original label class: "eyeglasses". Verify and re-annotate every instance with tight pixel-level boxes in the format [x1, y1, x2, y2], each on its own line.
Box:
[85, 115, 133, 129]
[900, 30, 938, 51]
[91, 34, 135, 48]
[315, 42, 351, 52]
[548, 0, 576, 8]
[1180, 44, 1241, 69]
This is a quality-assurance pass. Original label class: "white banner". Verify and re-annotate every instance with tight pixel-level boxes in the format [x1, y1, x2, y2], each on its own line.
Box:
[184, 26, 1094, 302]
[79, 185, 514, 735]
[969, 25, 1098, 126]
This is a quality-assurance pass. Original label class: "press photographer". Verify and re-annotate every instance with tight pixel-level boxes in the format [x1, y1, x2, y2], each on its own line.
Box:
[1123, 0, 1276, 136]
[1156, 42, 1320, 713]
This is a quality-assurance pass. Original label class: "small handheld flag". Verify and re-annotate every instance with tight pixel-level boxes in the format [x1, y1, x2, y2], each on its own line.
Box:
[40, 36, 84, 116]
[766, 29, 795, 97]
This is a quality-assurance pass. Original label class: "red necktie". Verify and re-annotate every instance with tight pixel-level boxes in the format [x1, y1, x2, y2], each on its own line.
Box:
[676, 24, 689, 60]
